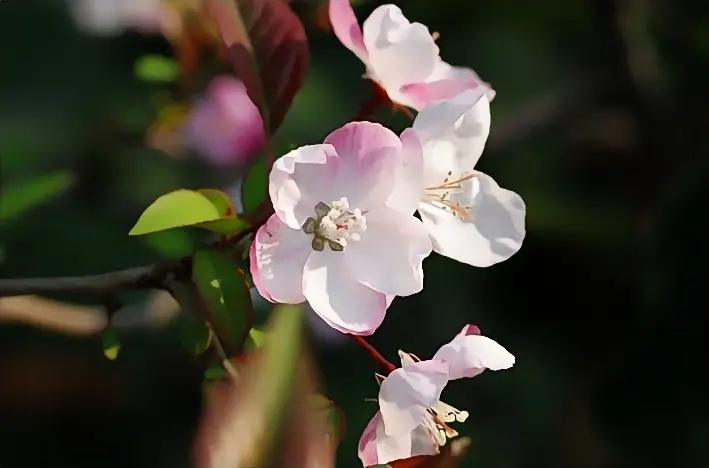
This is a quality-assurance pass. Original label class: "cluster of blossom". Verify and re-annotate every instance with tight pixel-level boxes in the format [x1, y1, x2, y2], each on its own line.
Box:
[70, 0, 527, 463]
[247, 2, 526, 464]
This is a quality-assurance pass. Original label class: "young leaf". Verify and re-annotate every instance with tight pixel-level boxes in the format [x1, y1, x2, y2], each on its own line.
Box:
[195, 188, 251, 235]
[176, 315, 213, 356]
[101, 327, 121, 360]
[192, 248, 254, 355]
[203, 0, 309, 133]
[240, 156, 268, 214]
[246, 327, 266, 350]
[129, 189, 222, 236]
[134, 54, 180, 83]
[0, 171, 76, 222]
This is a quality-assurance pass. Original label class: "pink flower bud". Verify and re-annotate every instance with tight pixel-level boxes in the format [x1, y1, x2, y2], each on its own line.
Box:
[185, 75, 265, 167]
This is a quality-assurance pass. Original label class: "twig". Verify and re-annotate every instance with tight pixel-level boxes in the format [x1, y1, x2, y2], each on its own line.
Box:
[349, 335, 396, 374]
[0, 217, 264, 299]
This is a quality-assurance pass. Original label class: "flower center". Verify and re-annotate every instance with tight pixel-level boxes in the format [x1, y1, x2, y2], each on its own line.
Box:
[424, 171, 477, 221]
[422, 401, 469, 446]
[301, 197, 367, 252]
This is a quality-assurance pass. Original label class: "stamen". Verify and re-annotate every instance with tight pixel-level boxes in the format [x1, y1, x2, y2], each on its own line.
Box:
[304, 197, 368, 252]
[424, 172, 477, 221]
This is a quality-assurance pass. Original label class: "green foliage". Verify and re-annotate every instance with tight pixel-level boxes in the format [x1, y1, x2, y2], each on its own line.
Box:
[129, 189, 222, 235]
[194, 188, 251, 235]
[0, 171, 75, 222]
[129, 189, 250, 236]
[101, 327, 121, 360]
[175, 313, 213, 356]
[241, 156, 268, 214]
[192, 248, 254, 355]
[134, 55, 180, 83]
[246, 327, 266, 350]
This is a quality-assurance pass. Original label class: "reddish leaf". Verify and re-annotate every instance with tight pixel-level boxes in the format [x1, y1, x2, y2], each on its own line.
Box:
[203, 0, 309, 133]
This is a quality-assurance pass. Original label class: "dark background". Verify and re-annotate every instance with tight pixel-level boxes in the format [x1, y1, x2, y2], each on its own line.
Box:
[1, 0, 707, 467]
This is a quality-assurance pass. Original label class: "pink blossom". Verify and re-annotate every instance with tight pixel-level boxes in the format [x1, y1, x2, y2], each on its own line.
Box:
[185, 76, 265, 167]
[249, 122, 432, 335]
[358, 325, 514, 466]
[328, 1, 495, 111]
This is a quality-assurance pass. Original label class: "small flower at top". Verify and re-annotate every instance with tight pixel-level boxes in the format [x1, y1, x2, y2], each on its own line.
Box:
[184, 75, 265, 167]
[328, 1, 495, 112]
[358, 325, 514, 466]
[391, 88, 526, 267]
[249, 122, 433, 336]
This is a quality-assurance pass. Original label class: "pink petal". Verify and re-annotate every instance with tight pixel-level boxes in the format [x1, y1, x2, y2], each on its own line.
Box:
[324, 122, 402, 209]
[270, 144, 339, 229]
[400, 63, 495, 110]
[186, 76, 264, 167]
[358, 412, 438, 467]
[432, 333, 515, 380]
[344, 207, 431, 296]
[457, 324, 481, 337]
[328, 0, 369, 62]
[379, 360, 449, 435]
[249, 214, 311, 304]
[302, 249, 387, 335]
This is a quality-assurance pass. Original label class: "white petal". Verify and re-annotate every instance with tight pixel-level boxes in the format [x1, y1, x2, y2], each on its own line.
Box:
[269, 144, 338, 229]
[249, 215, 311, 303]
[414, 89, 491, 171]
[387, 128, 425, 215]
[433, 334, 515, 380]
[419, 171, 526, 267]
[362, 5, 439, 99]
[379, 359, 449, 435]
[302, 250, 387, 335]
[345, 207, 431, 296]
[358, 412, 438, 467]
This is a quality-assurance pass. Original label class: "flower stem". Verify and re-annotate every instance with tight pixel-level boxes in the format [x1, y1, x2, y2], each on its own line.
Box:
[350, 335, 396, 374]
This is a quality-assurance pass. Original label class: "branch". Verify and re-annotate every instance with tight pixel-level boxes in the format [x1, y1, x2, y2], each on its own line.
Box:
[0, 216, 265, 299]
[350, 335, 397, 374]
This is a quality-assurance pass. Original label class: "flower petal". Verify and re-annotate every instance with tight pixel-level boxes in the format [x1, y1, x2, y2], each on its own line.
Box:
[413, 88, 490, 170]
[329, 0, 368, 62]
[303, 249, 387, 335]
[324, 121, 402, 209]
[387, 128, 424, 215]
[379, 359, 449, 435]
[270, 144, 339, 229]
[250, 215, 311, 303]
[358, 412, 438, 467]
[419, 171, 526, 267]
[362, 5, 438, 100]
[345, 207, 431, 296]
[433, 334, 515, 380]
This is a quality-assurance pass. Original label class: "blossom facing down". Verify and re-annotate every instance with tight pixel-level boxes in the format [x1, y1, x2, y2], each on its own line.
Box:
[185, 76, 265, 167]
[249, 122, 432, 336]
[396, 88, 526, 267]
[358, 325, 514, 466]
[68, 0, 164, 36]
[328, 1, 494, 111]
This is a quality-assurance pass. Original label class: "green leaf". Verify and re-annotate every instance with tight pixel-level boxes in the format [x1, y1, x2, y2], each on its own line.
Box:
[134, 54, 180, 83]
[101, 327, 121, 360]
[192, 248, 254, 355]
[195, 188, 251, 235]
[307, 395, 347, 448]
[204, 365, 229, 381]
[0, 171, 76, 222]
[248, 327, 266, 348]
[175, 314, 213, 356]
[129, 189, 222, 235]
[241, 156, 268, 214]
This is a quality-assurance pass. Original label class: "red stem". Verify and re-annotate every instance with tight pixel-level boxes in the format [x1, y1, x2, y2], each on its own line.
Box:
[350, 335, 397, 374]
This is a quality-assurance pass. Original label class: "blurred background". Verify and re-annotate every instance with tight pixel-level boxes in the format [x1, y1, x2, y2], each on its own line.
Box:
[0, 0, 707, 467]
